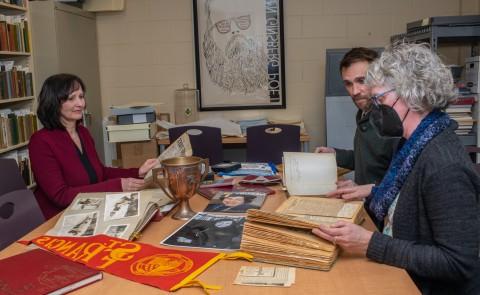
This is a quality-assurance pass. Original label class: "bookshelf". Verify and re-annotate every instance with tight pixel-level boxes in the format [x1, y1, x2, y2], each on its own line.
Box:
[0, 0, 37, 188]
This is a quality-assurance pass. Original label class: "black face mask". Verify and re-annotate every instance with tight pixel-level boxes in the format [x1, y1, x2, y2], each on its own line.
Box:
[369, 97, 408, 138]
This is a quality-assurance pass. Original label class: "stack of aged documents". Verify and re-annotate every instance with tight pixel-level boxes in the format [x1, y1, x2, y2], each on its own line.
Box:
[241, 152, 365, 270]
[48, 189, 173, 240]
[234, 266, 296, 287]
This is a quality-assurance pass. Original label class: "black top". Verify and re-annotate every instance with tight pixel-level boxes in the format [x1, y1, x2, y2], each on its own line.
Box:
[75, 136, 98, 184]
[366, 123, 480, 295]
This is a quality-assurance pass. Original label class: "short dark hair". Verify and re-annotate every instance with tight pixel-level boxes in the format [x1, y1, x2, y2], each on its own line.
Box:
[340, 47, 379, 72]
[37, 73, 86, 130]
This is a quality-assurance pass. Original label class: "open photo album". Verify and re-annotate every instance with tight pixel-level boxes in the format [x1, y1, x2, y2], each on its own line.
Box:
[48, 189, 173, 240]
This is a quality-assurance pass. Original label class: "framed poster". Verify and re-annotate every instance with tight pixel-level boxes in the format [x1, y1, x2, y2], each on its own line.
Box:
[193, 0, 286, 111]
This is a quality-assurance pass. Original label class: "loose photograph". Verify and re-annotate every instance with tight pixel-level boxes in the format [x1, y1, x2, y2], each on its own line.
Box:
[104, 224, 129, 238]
[204, 191, 266, 213]
[104, 192, 140, 221]
[161, 213, 245, 250]
[71, 197, 102, 210]
[58, 212, 98, 237]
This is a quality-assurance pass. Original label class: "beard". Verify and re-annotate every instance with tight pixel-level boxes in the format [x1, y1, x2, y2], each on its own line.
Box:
[203, 32, 268, 95]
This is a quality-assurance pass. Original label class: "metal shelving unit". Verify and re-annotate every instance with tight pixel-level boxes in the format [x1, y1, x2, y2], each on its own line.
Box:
[391, 15, 480, 149]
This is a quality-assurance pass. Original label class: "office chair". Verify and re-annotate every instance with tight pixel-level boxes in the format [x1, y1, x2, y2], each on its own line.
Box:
[0, 158, 45, 250]
[246, 124, 301, 164]
[168, 126, 223, 165]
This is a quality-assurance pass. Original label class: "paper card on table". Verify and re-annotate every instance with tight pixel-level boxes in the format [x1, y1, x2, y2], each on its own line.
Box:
[234, 266, 296, 287]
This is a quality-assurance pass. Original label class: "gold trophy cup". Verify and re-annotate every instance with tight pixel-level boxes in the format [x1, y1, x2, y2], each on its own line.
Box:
[152, 156, 209, 220]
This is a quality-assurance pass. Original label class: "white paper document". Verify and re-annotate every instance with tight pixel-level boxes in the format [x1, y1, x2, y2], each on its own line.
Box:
[283, 152, 337, 196]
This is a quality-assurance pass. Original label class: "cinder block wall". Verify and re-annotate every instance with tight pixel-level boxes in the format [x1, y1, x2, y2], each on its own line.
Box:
[96, 0, 478, 151]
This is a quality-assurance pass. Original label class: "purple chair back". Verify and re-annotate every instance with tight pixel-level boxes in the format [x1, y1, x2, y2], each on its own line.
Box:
[169, 126, 223, 165]
[0, 159, 26, 196]
[246, 124, 301, 164]
[0, 159, 44, 250]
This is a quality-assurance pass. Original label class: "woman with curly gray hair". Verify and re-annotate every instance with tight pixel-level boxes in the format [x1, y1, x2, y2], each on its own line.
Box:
[313, 43, 480, 295]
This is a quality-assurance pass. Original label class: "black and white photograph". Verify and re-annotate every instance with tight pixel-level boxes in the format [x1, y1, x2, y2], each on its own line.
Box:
[204, 191, 266, 213]
[71, 197, 102, 211]
[161, 213, 245, 250]
[58, 212, 98, 237]
[104, 224, 129, 239]
[104, 192, 140, 221]
[193, 0, 285, 110]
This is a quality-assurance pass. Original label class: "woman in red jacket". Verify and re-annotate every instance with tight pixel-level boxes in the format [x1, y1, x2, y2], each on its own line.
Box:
[29, 73, 158, 219]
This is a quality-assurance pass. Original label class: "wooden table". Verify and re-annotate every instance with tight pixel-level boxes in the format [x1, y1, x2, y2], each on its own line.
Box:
[0, 189, 419, 294]
[158, 134, 311, 153]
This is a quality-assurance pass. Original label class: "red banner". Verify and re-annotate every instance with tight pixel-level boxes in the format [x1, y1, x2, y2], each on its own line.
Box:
[27, 235, 252, 292]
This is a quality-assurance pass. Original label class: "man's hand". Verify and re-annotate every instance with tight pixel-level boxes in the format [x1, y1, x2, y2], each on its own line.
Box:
[326, 184, 374, 201]
[336, 179, 357, 188]
[315, 146, 335, 153]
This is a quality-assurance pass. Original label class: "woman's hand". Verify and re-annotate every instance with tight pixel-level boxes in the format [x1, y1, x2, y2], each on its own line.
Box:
[121, 178, 146, 191]
[138, 158, 160, 178]
[312, 221, 373, 255]
[326, 184, 374, 201]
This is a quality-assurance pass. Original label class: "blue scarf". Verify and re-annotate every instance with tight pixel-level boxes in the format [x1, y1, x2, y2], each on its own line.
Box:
[369, 110, 451, 222]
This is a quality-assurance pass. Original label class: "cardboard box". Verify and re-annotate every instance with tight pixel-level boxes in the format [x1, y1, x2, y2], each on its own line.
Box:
[106, 122, 157, 143]
[119, 139, 159, 168]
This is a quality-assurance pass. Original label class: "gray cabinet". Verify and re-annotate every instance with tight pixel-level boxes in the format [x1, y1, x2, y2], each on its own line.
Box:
[30, 1, 104, 160]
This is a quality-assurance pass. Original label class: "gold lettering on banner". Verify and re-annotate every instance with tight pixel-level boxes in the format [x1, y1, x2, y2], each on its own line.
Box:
[34, 236, 51, 245]
[44, 238, 66, 249]
[98, 242, 142, 269]
[76, 243, 108, 263]
[64, 242, 87, 260]
[56, 241, 78, 254]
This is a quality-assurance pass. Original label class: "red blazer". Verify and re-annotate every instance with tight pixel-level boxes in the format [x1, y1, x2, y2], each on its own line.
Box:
[29, 125, 139, 219]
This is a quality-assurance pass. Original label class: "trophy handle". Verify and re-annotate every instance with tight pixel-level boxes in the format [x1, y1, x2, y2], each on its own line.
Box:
[152, 167, 176, 202]
[199, 158, 210, 181]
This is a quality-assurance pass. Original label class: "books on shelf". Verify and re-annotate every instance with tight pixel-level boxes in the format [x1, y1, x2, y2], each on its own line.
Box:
[0, 249, 102, 295]
[0, 14, 30, 53]
[47, 190, 173, 240]
[446, 94, 478, 136]
[0, 62, 34, 99]
[0, 108, 37, 149]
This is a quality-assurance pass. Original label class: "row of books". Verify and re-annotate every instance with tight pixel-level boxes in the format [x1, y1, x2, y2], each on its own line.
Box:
[446, 95, 476, 136]
[0, 108, 38, 149]
[1, 0, 26, 7]
[0, 147, 33, 186]
[0, 64, 33, 99]
[0, 15, 30, 53]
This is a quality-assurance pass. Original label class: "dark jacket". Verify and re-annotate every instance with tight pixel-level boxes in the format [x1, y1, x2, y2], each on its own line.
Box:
[335, 110, 399, 185]
[366, 124, 480, 295]
[29, 125, 139, 219]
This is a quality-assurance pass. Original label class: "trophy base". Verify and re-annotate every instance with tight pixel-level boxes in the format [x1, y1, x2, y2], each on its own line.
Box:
[171, 200, 196, 220]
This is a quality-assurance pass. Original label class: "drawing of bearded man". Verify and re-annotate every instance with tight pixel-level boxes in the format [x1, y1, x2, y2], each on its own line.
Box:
[202, 0, 269, 96]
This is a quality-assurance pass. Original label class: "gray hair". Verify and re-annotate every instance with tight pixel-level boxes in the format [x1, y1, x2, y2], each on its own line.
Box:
[365, 43, 457, 112]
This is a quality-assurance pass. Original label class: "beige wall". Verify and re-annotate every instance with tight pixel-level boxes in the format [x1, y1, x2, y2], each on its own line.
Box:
[96, 0, 477, 151]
